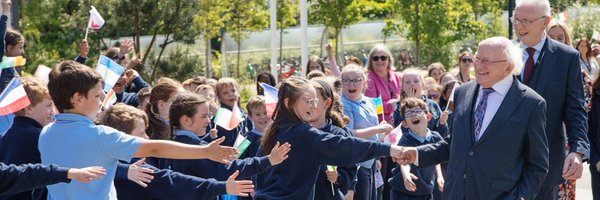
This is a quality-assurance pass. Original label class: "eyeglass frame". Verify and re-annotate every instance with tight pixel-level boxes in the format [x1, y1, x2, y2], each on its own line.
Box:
[510, 16, 547, 26]
[404, 109, 425, 118]
[341, 78, 363, 85]
[461, 58, 473, 63]
[303, 98, 320, 106]
[474, 56, 507, 65]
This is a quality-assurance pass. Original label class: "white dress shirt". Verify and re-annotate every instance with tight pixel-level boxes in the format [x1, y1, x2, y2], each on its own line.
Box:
[474, 74, 513, 140]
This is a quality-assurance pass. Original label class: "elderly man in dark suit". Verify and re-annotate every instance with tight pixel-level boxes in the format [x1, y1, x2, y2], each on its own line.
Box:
[398, 36, 549, 200]
[513, 0, 589, 199]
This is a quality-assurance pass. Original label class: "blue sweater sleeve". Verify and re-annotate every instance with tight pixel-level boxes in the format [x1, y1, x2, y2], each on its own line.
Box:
[0, 163, 70, 195]
[128, 76, 150, 93]
[74, 54, 87, 65]
[174, 156, 271, 181]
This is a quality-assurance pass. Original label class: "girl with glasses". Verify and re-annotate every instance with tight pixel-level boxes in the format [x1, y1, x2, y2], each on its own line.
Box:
[365, 44, 403, 124]
[455, 52, 475, 84]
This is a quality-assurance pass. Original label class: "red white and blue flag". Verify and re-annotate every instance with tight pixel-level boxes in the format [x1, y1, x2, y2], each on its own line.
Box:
[0, 77, 30, 115]
[259, 82, 278, 117]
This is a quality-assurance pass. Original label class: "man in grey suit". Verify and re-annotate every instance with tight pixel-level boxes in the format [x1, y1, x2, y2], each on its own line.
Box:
[398, 37, 549, 200]
[513, 1, 589, 199]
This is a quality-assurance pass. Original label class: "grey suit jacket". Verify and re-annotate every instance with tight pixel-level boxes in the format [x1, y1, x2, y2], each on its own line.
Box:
[417, 78, 549, 200]
[520, 37, 589, 187]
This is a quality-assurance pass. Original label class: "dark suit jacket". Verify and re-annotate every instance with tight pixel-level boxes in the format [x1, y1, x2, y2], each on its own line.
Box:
[519, 37, 589, 187]
[417, 78, 549, 200]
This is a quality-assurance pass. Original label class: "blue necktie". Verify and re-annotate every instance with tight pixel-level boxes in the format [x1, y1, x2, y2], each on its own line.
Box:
[474, 88, 494, 141]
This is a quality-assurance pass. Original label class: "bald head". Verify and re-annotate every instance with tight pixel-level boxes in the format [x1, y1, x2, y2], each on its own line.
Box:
[475, 37, 523, 88]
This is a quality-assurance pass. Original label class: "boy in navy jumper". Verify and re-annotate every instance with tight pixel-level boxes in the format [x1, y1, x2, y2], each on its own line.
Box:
[389, 98, 444, 200]
[0, 77, 55, 200]
[241, 96, 272, 159]
[39, 61, 238, 200]
[100, 103, 256, 199]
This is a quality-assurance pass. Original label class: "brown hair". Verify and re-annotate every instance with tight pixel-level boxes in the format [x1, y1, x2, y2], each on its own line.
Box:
[346, 56, 363, 66]
[306, 55, 325, 76]
[307, 70, 326, 80]
[146, 81, 181, 140]
[169, 92, 209, 131]
[246, 96, 266, 116]
[400, 97, 429, 117]
[311, 78, 349, 128]
[183, 76, 207, 90]
[14, 77, 51, 116]
[427, 62, 446, 77]
[5, 29, 24, 47]
[48, 60, 102, 113]
[137, 87, 152, 103]
[215, 78, 239, 100]
[577, 38, 593, 59]
[261, 77, 309, 154]
[547, 19, 573, 46]
[100, 103, 148, 134]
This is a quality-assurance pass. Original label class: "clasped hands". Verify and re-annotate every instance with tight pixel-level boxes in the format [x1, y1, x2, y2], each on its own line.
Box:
[390, 145, 418, 166]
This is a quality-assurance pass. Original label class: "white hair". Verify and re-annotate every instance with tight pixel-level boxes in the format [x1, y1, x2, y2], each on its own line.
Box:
[516, 0, 551, 16]
[478, 37, 523, 75]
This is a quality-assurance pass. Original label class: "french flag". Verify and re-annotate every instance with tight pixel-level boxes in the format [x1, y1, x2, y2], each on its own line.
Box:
[0, 77, 31, 115]
[259, 82, 278, 117]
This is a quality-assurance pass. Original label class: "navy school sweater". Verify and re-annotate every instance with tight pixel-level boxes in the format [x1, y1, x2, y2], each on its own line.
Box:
[0, 163, 69, 196]
[168, 129, 271, 181]
[254, 114, 391, 200]
[314, 119, 358, 200]
[114, 159, 226, 200]
[0, 116, 46, 200]
[388, 130, 443, 198]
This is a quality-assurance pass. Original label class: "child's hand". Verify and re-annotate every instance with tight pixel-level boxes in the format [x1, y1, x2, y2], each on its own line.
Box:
[209, 128, 218, 139]
[67, 166, 106, 183]
[325, 169, 338, 183]
[226, 170, 254, 197]
[403, 173, 418, 192]
[205, 137, 239, 165]
[127, 57, 141, 69]
[344, 190, 354, 200]
[437, 176, 445, 192]
[267, 142, 291, 165]
[326, 43, 333, 52]
[378, 123, 393, 135]
[119, 39, 134, 55]
[440, 111, 449, 125]
[124, 69, 140, 83]
[127, 158, 154, 187]
[79, 39, 89, 58]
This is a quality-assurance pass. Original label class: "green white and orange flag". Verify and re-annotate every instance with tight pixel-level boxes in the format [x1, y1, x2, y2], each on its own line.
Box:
[233, 133, 251, 158]
[214, 103, 243, 131]
[0, 56, 26, 69]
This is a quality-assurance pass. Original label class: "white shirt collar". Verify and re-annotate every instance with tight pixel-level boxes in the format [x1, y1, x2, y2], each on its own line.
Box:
[482, 74, 513, 96]
[520, 33, 546, 51]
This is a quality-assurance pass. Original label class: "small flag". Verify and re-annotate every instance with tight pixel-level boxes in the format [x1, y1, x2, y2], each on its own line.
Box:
[33, 65, 51, 84]
[373, 96, 384, 115]
[375, 170, 384, 188]
[96, 55, 125, 93]
[214, 103, 244, 130]
[444, 82, 460, 112]
[326, 165, 337, 171]
[259, 82, 278, 117]
[100, 89, 117, 111]
[0, 78, 30, 115]
[556, 11, 569, 22]
[0, 56, 26, 69]
[592, 31, 600, 41]
[88, 6, 105, 29]
[233, 133, 251, 158]
[383, 125, 403, 145]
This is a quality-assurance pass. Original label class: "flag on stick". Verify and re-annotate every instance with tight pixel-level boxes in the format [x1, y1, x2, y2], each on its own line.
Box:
[373, 96, 384, 121]
[96, 55, 125, 93]
[233, 133, 251, 158]
[100, 89, 117, 111]
[85, 6, 105, 39]
[214, 103, 243, 130]
[444, 82, 460, 112]
[0, 77, 30, 115]
[0, 56, 26, 70]
[259, 82, 278, 117]
[383, 125, 403, 145]
[326, 165, 337, 196]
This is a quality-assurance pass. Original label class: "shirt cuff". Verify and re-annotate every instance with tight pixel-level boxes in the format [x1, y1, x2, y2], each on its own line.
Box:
[414, 150, 419, 166]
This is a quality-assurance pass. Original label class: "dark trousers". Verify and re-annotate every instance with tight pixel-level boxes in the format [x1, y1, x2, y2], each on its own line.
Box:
[355, 166, 376, 200]
[591, 164, 600, 200]
[534, 184, 559, 200]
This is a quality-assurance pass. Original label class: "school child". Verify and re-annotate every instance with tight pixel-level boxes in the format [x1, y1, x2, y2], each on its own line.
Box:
[38, 60, 238, 200]
[256, 72, 276, 96]
[136, 87, 151, 111]
[253, 77, 403, 200]
[340, 64, 394, 200]
[388, 98, 444, 200]
[0, 163, 106, 196]
[309, 79, 358, 200]
[166, 92, 291, 181]
[208, 78, 253, 146]
[145, 81, 182, 140]
[99, 103, 255, 199]
[0, 77, 55, 200]
[241, 96, 272, 159]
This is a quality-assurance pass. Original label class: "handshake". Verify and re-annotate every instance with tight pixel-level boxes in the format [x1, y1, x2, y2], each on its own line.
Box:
[390, 146, 418, 166]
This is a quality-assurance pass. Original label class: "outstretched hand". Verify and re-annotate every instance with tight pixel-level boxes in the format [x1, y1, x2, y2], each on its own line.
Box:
[205, 137, 239, 165]
[268, 142, 292, 165]
[127, 158, 154, 187]
[403, 173, 418, 192]
[391, 145, 417, 165]
[67, 166, 106, 183]
[226, 170, 254, 197]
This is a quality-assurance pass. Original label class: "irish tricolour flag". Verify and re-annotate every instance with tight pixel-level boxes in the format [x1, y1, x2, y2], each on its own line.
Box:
[214, 103, 243, 131]
[233, 133, 251, 158]
[0, 56, 26, 70]
[96, 55, 125, 93]
[0, 77, 30, 115]
[259, 82, 278, 117]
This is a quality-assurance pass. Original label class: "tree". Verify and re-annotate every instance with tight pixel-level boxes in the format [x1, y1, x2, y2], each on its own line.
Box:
[225, 0, 269, 78]
[195, 0, 231, 78]
[309, 0, 364, 59]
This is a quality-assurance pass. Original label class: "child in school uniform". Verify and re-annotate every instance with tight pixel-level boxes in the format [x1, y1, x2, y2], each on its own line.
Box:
[38, 61, 238, 200]
[167, 92, 291, 181]
[99, 103, 255, 199]
[144, 81, 182, 168]
[208, 78, 253, 146]
[240, 96, 272, 159]
[340, 64, 394, 200]
[253, 77, 404, 200]
[309, 79, 358, 200]
[388, 97, 444, 200]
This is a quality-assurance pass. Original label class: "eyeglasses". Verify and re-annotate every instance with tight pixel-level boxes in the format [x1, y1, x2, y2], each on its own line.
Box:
[510, 16, 546, 26]
[371, 55, 388, 61]
[461, 58, 473, 63]
[404, 109, 425, 118]
[303, 98, 320, 106]
[341, 78, 363, 85]
[474, 56, 507, 65]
